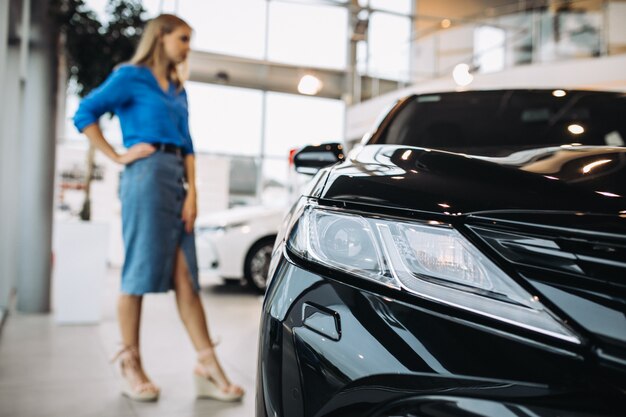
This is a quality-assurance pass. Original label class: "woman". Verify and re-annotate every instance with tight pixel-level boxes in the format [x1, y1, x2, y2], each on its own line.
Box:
[73, 14, 244, 402]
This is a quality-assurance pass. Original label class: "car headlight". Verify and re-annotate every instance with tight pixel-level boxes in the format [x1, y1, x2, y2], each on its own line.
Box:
[287, 204, 580, 344]
[195, 225, 226, 239]
[196, 221, 251, 236]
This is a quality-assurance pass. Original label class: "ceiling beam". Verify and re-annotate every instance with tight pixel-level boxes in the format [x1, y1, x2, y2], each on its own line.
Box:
[188, 50, 401, 101]
[188, 50, 346, 99]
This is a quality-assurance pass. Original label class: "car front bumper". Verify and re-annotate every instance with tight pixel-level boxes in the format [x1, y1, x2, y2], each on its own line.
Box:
[256, 252, 625, 417]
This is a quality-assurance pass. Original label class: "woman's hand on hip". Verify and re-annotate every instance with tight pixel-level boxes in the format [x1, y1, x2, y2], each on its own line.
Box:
[116, 143, 156, 165]
[182, 193, 197, 234]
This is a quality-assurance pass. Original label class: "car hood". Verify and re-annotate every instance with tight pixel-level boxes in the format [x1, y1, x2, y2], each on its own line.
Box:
[319, 145, 626, 368]
[319, 144, 626, 218]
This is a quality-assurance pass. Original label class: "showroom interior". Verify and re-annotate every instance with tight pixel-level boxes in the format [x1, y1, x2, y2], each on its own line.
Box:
[0, 0, 625, 416]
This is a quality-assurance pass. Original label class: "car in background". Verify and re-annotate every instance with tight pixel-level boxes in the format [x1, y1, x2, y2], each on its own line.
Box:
[195, 205, 284, 292]
[257, 90, 626, 416]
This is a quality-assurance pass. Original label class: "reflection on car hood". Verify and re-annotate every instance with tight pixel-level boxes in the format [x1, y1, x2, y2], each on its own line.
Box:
[195, 205, 286, 227]
[319, 144, 626, 217]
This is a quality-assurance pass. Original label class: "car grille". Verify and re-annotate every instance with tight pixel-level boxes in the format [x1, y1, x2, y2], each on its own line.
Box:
[467, 219, 626, 371]
[468, 223, 626, 297]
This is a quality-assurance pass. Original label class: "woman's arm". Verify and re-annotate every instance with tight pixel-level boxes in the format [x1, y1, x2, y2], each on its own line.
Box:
[74, 66, 133, 132]
[182, 154, 197, 233]
[81, 123, 155, 165]
[76, 67, 154, 165]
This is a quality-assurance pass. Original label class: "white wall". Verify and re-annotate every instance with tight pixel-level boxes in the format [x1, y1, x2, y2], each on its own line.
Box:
[608, 1, 626, 54]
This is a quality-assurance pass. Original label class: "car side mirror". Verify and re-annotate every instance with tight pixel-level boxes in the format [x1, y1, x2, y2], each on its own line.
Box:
[293, 142, 345, 175]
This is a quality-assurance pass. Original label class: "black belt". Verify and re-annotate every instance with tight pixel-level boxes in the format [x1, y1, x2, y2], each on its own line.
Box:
[152, 143, 182, 156]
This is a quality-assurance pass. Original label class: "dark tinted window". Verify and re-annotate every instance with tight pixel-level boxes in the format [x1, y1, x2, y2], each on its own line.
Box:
[376, 90, 626, 156]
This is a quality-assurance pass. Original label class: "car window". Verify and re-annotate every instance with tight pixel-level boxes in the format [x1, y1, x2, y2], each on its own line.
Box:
[376, 90, 626, 156]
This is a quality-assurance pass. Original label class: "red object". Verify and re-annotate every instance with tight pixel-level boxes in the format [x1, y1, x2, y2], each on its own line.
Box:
[288, 148, 298, 166]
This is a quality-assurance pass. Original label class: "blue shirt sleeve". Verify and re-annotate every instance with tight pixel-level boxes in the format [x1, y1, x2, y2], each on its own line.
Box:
[73, 66, 135, 132]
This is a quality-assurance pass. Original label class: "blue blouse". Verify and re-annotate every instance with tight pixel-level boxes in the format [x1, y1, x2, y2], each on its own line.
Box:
[73, 65, 194, 155]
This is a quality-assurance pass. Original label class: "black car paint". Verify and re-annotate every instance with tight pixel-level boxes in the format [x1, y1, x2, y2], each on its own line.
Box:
[257, 91, 626, 417]
[321, 145, 626, 215]
[259, 252, 624, 416]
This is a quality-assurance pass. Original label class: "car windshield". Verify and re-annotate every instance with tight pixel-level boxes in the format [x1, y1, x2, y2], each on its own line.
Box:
[376, 90, 626, 156]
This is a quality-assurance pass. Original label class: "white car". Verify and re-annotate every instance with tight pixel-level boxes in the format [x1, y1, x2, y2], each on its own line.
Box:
[195, 205, 285, 292]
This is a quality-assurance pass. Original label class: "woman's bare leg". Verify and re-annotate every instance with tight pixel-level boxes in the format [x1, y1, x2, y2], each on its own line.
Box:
[171, 250, 212, 350]
[118, 294, 143, 347]
[173, 248, 243, 395]
[117, 294, 155, 387]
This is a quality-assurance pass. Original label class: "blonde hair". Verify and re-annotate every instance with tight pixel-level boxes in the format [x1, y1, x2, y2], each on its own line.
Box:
[131, 14, 191, 88]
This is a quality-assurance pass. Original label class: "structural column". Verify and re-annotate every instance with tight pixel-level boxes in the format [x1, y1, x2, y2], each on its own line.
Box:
[13, 0, 57, 313]
[0, 0, 12, 317]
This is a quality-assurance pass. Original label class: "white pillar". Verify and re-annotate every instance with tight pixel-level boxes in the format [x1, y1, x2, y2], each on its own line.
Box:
[13, 0, 57, 313]
[0, 0, 13, 317]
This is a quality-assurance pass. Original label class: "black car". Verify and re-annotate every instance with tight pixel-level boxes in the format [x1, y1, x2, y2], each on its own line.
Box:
[256, 90, 626, 417]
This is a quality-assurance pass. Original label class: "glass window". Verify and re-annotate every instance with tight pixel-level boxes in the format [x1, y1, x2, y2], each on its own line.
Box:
[141, 0, 178, 16]
[369, 0, 412, 15]
[139, 0, 159, 16]
[264, 92, 345, 159]
[262, 158, 290, 188]
[178, 0, 267, 59]
[356, 40, 368, 74]
[262, 92, 344, 191]
[474, 26, 505, 73]
[267, 2, 348, 70]
[368, 12, 411, 81]
[64, 94, 82, 142]
[86, 0, 178, 22]
[186, 82, 263, 156]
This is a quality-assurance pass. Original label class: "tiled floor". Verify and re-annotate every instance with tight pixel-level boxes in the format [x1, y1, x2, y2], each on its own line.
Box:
[0, 270, 263, 417]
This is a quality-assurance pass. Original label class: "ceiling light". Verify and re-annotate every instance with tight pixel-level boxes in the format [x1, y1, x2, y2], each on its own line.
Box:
[441, 19, 451, 29]
[452, 63, 473, 87]
[552, 89, 566, 97]
[298, 75, 323, 95]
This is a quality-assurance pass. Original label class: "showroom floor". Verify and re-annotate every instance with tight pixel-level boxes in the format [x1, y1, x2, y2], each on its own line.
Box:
[0, 269, 262, 417]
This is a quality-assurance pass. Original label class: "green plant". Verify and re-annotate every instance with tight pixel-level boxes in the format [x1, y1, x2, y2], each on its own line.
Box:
[51, 0, 146, 220]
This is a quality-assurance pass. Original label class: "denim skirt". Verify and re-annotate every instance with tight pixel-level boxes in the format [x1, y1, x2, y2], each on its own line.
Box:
[119, 151, 199, 295]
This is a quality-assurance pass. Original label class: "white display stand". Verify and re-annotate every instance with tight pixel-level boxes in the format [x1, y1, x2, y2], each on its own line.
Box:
[52, 220, 109, 324]
[195, 155, 229, 213]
